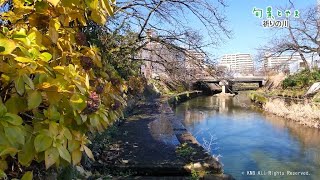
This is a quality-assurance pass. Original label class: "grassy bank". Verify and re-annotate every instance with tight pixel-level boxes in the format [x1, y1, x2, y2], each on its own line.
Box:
[264, 98, 320, 128]
[249, 69, 320, 128]
[249, 91, 320, 128]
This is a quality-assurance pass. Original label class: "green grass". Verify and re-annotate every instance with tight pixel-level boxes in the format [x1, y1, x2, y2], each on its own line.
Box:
[248, 92, 267, 104]
[176, 143, 195, 158]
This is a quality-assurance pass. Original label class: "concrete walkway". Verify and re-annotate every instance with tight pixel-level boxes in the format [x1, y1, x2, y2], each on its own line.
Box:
[93, 100, 189, 176]
[92, 97, 233, 179]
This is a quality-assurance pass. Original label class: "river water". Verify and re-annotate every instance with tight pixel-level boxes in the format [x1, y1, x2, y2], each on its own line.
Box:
[174, 92, 320, 180]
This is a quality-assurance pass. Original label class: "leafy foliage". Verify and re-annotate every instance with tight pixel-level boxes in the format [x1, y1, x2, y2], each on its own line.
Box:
[127, 76, 147, 95]
[282, 77, 297, 88]
[176, 143, 194, 158]
[0, 0, 129, 178]
[282, 69, 320, 89]
[84, 25, 142, 80]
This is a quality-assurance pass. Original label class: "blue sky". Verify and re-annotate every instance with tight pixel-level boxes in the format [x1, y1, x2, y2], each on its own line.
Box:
[202, 0, 317, 60]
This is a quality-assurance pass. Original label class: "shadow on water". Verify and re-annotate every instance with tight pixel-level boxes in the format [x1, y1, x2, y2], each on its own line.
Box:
[174, 92, 320, 180]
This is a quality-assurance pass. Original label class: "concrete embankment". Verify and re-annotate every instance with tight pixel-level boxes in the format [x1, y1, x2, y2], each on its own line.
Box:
[165, 91, 234, 179]
[167, 90, 203, 106]
[90, 91, 233, 179]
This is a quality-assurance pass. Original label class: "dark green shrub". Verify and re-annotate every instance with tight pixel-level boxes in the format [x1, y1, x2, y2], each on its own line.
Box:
[282, 77, 297, 88]
[282, 69, 320, 89]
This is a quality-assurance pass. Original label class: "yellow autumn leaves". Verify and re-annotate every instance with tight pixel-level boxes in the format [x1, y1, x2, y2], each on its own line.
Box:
[0, 0, 121, 179]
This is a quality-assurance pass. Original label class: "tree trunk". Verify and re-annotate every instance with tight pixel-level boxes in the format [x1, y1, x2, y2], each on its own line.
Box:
[288, 25, 311, 71]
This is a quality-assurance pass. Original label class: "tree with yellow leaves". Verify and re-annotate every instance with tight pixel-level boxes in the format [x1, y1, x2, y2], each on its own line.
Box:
[0, 0, 127, 179]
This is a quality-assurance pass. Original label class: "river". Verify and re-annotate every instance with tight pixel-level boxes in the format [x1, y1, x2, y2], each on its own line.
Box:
[174, 92, 320, 180]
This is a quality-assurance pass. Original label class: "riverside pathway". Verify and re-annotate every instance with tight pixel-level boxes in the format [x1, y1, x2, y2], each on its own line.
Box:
[91, 97, 232, 179]
[93, 99, 189, 176]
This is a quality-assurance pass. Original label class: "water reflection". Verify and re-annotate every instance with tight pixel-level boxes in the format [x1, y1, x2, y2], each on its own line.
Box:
[265, 114, 320, 148]
[174, 93, 320, 180]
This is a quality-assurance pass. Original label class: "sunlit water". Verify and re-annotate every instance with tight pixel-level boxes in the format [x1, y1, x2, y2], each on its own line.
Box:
[174, 92, 320, 180]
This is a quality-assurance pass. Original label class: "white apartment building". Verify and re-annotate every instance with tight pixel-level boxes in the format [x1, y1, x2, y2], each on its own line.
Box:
[219, 53, 254, 74]
[263, 53, 306, 74]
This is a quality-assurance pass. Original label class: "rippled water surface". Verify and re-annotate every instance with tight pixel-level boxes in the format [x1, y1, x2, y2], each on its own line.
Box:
[174, 92, 320, 180]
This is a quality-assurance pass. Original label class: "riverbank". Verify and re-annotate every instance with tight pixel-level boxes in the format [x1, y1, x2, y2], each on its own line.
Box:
[78, 91, 233, 179]
[264, 98, 320, 128]
[247, 70, 320, 128]
[249, 92, 320, 128]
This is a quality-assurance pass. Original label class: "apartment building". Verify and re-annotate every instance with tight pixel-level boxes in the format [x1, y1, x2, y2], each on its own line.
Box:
[219, 53, 254, 74]
[140, 29, 214, 81]
[263, 53, 306, 74]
